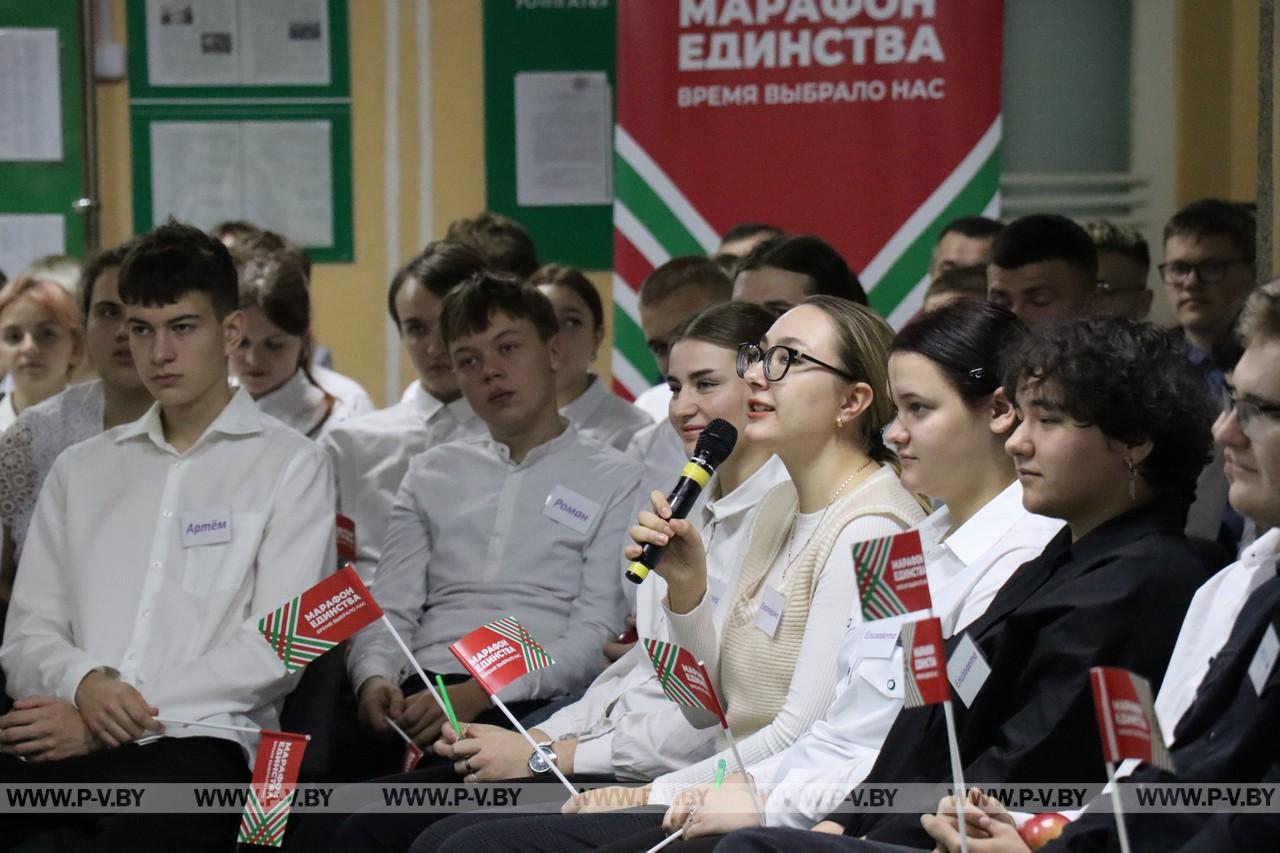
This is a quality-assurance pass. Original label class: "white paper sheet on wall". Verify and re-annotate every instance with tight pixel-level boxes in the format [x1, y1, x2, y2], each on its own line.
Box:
[0, 215, 65, 281]
[0, 29, 64, 161]
[150, 120, 333, 247]
[515, 71, 613, 207]
[145, 0, 329, 87]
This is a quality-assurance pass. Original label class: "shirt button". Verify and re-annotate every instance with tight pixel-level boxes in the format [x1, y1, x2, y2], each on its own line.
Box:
[127, 653, 137, 661]
[163, 511, 172, 519]
[152, 562, 162, 569]
[142, 610, 151, 618]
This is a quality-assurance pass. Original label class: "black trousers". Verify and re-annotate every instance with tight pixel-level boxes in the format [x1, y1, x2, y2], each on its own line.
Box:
[419, 808, 665, 853]
[328, 671, 549, 782]
[0, 735, 249, 853]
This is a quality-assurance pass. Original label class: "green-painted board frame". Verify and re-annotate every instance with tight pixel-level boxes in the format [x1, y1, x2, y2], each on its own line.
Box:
[125, 0, 350, 100]
[129, 103, 354, 262]
[0, 0, 89, 261]
[483, 0, 617, 270]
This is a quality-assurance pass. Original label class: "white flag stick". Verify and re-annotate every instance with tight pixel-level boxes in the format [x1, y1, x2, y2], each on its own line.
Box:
[721, 726, 765, 823]
[385, 718, 415, 747]
[642, 827, 684, 853]
[379, 614, 449, 715]
[489, 693, 577, 797]
[941, 699, 969, 853]
[156, 717, 306, 738]
[1105, 761, 1132, 853]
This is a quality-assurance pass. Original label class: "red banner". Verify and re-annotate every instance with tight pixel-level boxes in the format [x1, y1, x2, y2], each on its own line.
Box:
[336, 514, 357, 566]
[257, 564, 384, 672]
[1089, 667, 1173, 771]
[853, 529, 932, 620]
[903, 616, 949, 707]
[237, 730, 309, 847]
[450, 617, 555, 696]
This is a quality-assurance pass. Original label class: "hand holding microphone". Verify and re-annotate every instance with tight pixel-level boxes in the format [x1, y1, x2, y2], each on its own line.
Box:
[624, 419, 737, 611]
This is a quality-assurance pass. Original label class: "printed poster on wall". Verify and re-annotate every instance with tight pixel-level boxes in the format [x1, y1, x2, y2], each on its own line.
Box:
[611, 0, 1003, 398]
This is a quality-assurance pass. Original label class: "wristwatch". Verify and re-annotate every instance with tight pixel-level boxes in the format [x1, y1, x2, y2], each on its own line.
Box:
[527, 740, 558, 775]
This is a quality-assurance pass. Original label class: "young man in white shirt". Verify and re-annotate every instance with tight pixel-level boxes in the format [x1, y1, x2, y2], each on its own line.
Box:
[320, 242, 489, 582]
[0, 222, 335, 852]
[344, 273, 643, 776]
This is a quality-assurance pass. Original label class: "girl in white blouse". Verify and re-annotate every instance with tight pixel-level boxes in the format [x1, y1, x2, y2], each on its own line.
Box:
[230, 248, 350, 439]
[530, 263, 651, 451]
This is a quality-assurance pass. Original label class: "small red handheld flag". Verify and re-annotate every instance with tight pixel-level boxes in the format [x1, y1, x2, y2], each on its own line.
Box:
[902, 617, 950, 707]
[1089, 667, 1173, 771]
[336, 514, 357, 566]
[853, 530, 933, 621]
[237, 730, 309, 847]
[449, 617, 555, 696]
[643, 638, 728, 728]
[402, 742, 425, 772]
[257, 564, 383, 672]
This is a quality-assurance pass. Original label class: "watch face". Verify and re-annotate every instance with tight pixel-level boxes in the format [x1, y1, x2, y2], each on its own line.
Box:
[529, 746, 554, 774]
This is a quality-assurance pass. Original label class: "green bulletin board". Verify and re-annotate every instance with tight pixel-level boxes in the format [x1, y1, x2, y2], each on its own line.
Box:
[0, 0, 89, 266]
[125, 0, 353, 262]
[483, 0, 617, 270]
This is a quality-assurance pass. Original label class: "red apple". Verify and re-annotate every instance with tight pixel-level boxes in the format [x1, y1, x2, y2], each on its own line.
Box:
[1019, 812, 1070, 850]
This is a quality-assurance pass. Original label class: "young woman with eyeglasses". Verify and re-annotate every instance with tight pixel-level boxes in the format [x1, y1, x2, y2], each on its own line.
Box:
[416, 296, 927, 852]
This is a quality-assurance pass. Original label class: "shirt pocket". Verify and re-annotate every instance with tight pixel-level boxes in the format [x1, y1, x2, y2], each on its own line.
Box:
[180, 512, 268, 597]
[854, 651, 905, 701]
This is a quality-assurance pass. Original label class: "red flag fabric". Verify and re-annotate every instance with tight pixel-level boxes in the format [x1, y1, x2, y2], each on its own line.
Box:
[257, 564, 384, 672]
[449, 617, 555, 696]
[643, 638, 729, 728]
[401, 741, 425, 773]
[336, 514, 357, 566]
[853, 530, 933, 621]
[902, 617, 949, 707]
[1089, 667, 1173, 771]
[237, 730, 309, 847]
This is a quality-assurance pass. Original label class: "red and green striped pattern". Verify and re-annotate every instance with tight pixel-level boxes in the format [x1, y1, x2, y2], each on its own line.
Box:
[258, 596, 337, 673]
[644, 639, 704, 708]
[900, 620, 927, 708]
[237, 788, 293, 848]
[487, 617, 554, 673]
[853, 537, 908, 621]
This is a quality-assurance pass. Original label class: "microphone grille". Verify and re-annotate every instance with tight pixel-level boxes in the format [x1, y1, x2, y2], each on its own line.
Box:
[695, 419, 738, 468]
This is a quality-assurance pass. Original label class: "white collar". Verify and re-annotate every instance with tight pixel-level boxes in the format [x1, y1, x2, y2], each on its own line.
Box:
[1241, 527, 1280, 570]
[560, 374, 607, 423]
[704, 455, 788, 524]
[406, 381, 476, 427]
[116, 386, 262, 453]
[480, 417, 576, 467]
[925, 480, 1028, 566]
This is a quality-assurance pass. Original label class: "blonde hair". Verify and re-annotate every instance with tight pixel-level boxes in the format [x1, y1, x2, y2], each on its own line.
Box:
[1238, 278, 1280, 347]
[799, 295, 898, 468]
[0, 276, 84, 376]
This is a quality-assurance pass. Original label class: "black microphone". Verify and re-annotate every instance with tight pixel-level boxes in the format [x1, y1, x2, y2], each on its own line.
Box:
[625, 418, 738, 584]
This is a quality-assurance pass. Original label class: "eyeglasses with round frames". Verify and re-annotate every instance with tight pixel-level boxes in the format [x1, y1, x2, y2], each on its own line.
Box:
[736, 342, 858, 383]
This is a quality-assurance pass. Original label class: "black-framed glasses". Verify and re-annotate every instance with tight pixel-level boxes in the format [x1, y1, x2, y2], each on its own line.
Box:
[1158, 258, 1249, 286]
[1221, 384, 1280, 439]
[736, 343, 858, 383]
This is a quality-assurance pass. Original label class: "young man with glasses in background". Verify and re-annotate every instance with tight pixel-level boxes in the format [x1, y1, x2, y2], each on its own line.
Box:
[1086, 219, 1153, 320]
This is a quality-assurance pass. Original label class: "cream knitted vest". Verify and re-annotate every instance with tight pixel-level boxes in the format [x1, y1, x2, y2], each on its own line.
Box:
[715, 465, 925, 746]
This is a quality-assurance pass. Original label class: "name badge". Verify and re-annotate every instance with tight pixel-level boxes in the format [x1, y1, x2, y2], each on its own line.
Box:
[859, 621, 901, 660]
[180, 507, 232, 548]
[708, 575, 727, 608]
[755, 585, 785, 638]
[1249, 624, 1279, 696]
[543, 486, 601, 535]
[947, 632, 992, 708]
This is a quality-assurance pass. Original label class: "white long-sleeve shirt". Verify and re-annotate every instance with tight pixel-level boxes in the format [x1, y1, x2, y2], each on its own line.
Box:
[320, 384, 484, 582]
[347, 422, 643, 703]
[561, 375, 652, 452]
[753, 481, 1064, 828]
[0, 388, 335, 755]
[539, 456, 791, 779]
[252, 368, 352, 440]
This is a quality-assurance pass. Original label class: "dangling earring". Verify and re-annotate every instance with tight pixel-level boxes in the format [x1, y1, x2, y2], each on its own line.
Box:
[1126, 458, 1137, 501]
[835, 416, 845, 429]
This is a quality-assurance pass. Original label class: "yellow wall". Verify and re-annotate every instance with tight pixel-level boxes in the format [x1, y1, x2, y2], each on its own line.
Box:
[94, 0, 612, 406]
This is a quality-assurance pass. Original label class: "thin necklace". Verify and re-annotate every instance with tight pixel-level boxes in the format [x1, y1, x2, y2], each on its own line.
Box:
[784, 457, 877, 573]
